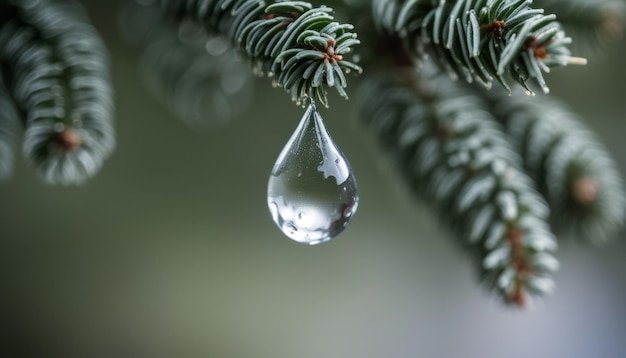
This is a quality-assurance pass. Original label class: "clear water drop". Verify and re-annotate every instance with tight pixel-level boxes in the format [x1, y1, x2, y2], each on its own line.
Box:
[267, 100, 358, 245]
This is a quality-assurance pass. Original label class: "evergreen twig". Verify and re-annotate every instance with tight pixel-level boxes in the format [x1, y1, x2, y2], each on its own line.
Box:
[374, 0, 587, 94]
[119, 2, 254, 126]
[535, 0, 625, 55]
[159, 0, 362, 107]
[490, 91, 626, 244]
[0, 75, 19, 180]
[357, 70, 559, 306]
[0, 0, 114, 185]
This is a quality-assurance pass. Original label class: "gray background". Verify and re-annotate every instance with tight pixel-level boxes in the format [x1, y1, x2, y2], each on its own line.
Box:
[1, 1, 626, 357]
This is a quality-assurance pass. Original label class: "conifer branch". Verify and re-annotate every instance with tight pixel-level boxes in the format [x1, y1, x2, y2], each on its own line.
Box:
[490, 91, 626, 244]
[357, 70, 559, 306]
[158, 0, 362, 107]
[374, 0, 586, 94]
[0, 76, 19, 180]
[0, 0, 114, 185]
[535, 0, 625, 55]
[120, 2, 254, 126]
[143, 33, 254, 126]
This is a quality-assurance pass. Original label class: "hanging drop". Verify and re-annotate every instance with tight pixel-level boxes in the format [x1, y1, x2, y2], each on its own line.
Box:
[267, 100, 358, 245]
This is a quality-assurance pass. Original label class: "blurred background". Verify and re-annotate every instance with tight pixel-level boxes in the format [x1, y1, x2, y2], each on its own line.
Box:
[1, 1, 626, 357]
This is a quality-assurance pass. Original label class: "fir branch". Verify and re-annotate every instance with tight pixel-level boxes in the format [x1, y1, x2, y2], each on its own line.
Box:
[357, 70, 559, 306]
[159, 0, 362, 107]
[143, 32, 254, 127]
[119, 2, 253, 126]
[535, 0, 626, 55]
[0, 75, 19, 180]
[490, 91, 626, 244]
[374, 0, 586, 94]
[0, 0, 114, 185]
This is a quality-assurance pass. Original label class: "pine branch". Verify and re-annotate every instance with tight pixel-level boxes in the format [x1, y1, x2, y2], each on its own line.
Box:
[357, 69, 559, 306]
[119, 2, 254, 127]
[535, 0, 626, 55]
[490, 91, 626, 244]
[158, 0, 362, 107]
[374, 0, 587, 94]
[0, 0, 114, 185]
[0, 75, 19, 180]
[144, 33, 254, 126]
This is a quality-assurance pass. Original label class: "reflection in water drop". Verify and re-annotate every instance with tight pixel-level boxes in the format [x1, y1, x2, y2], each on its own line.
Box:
[267, 101, 358, 245]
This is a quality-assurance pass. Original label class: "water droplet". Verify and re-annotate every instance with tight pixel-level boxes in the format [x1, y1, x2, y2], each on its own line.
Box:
[267, 100, 358, 245]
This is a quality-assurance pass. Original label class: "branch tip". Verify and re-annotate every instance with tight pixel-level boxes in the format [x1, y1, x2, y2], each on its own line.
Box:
[567, 56, 588, 65]
[509, 282, 527, 307]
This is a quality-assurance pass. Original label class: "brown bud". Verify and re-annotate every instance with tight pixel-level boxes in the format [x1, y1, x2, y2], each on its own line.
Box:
[571, 177, 599, 206]
[56, 128, 81, 152]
